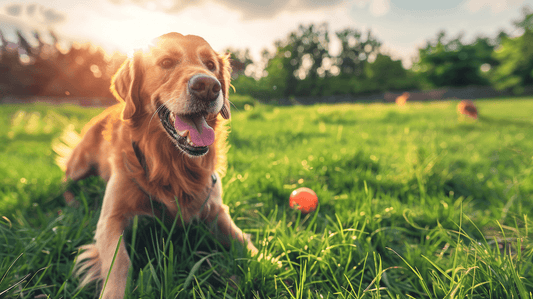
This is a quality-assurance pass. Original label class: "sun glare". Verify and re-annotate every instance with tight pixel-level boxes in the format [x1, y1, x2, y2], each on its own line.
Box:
[56, 1, 177, 57]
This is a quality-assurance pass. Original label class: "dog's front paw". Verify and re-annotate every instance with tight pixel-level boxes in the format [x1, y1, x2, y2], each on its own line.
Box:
[247, 242, 259, 256]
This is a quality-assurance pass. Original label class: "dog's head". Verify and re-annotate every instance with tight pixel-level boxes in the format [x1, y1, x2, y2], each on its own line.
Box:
[111, 32, 231, 157]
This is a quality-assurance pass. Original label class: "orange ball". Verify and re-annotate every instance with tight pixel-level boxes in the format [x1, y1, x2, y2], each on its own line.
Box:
[290, 187, 318, 214]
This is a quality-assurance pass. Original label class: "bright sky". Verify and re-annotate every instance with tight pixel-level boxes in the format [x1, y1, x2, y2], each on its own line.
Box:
[0, 0, 532, 68]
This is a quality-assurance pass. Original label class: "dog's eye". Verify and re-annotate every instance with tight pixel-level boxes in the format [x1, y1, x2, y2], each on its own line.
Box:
[160, 58, 175, 69]
[205, 61, 216, 71]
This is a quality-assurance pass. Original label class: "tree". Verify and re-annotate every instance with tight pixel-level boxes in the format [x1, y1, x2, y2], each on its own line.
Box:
[335, 28, 381, 78]
[260, 23, 330, 97]
[225, 47, 254, 79]
[414, 31, 496, 88]
[490, 7, 533, 93]
[261, 54, 291, 98]
[232, 22, 415, 98]
[364, 54, 417, 92]
[310, 27, 384, 96]
[0, 28, 119, 98]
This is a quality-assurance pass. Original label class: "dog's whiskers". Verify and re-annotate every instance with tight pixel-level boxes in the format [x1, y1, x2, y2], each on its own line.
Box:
[147, 98, 174, 135]
[229, 100, 240, 112]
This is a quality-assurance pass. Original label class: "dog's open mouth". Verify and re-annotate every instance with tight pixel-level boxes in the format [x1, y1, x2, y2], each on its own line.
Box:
[158, 105, 214, 156]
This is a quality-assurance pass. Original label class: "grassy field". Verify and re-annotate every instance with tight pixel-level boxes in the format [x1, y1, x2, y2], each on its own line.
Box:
[1, 97, 532, 298]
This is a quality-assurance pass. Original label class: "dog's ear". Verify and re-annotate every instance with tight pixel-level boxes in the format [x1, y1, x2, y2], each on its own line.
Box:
[111, 52, 143, 120]
[218, 53, 232, 120]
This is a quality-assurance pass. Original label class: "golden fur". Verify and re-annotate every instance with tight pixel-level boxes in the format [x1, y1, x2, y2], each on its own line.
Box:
[60, 32, 257, 298]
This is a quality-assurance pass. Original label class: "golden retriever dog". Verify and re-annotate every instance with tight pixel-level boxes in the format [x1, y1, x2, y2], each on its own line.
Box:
[60, 32, 258, 298]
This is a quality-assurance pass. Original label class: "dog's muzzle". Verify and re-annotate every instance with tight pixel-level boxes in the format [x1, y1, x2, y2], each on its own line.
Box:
[188, 74, 221, 104]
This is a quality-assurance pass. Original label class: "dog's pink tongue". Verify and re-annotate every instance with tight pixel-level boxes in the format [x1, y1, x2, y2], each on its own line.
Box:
[174, 115, 215, 147]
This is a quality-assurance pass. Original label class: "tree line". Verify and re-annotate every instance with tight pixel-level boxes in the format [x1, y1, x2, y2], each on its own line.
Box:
[229, 6, 533, 100]
[0, 29, 126, 99]
[1, 7, 532, 101]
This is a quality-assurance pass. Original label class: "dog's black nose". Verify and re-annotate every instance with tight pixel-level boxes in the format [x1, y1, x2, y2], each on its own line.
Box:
[188, 74, 221, 102]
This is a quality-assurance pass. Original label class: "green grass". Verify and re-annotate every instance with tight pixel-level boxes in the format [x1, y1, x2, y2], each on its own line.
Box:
[1, 97, 532, 298]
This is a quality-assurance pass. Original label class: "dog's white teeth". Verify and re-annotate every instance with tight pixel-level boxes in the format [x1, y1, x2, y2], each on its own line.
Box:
[186, 135, 196, 146]
[177, 129, 188, 137]
[170, 112, 176, 123]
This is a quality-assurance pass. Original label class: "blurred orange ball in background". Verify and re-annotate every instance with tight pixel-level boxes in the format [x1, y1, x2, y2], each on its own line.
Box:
[457, 100, 478, 119]
[290, 187, 318, 214]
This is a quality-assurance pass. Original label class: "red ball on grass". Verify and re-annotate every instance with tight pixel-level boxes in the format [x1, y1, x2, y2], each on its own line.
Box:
[290, 187, 318, 214]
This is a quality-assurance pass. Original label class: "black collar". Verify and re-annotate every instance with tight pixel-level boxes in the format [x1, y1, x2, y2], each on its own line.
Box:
[132, 141, 149, 179]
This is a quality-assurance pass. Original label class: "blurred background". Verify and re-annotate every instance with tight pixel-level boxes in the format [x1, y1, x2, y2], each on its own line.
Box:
[0, 0, 533, 105]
